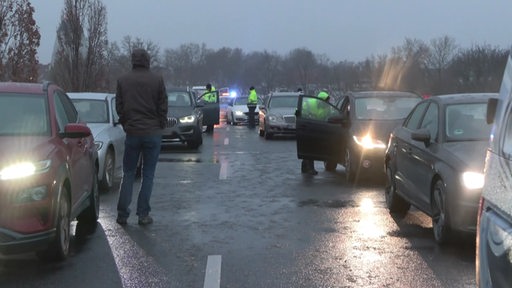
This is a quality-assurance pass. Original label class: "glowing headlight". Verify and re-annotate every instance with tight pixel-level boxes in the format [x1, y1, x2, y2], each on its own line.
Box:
[179, 115, 196, 123]
[235, 110, 244, 116]
[0, 160, 51, 180]
[353, 134, 386, 149]
[462, 171, 485, 189]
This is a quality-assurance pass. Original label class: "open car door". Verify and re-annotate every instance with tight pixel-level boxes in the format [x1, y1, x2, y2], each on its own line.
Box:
[295, 94, 343, 163]
[198, 90, 220, 127]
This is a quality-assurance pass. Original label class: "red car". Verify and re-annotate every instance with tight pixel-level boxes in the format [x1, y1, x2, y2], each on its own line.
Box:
[0, 81, 99, 261]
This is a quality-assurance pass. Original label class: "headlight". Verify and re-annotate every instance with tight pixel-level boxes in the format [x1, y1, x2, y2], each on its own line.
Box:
[462, 171, 485, 189]
[353, 134, 386, 149]
[16, 185, 48, 203]
[0, 160, 51, 180]
[268, 115, 283, 123]
[179, 115, 196, 123]
[94, 141, 103, 151]
[235, 110, 244, 116]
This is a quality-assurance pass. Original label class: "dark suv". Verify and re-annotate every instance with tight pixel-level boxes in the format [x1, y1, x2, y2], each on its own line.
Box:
[296, 91, 421, 182]
[163, 87, 203, 149]
[0, 82, 99, 261]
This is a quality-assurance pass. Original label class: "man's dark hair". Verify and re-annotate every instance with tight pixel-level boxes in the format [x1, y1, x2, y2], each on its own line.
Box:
[206, 83, 212, 90]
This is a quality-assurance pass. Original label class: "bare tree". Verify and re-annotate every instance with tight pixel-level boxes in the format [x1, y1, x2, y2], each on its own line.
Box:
[50, 0, 108, 91]
[0, 0, 40, 82]
[426, 35, 458, 94]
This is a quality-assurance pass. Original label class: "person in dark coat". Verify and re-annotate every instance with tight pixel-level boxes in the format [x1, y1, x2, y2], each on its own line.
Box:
[115, 48, 168, 225]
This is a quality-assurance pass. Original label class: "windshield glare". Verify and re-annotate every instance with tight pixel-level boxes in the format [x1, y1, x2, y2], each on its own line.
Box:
[354, 97, 420, 120]
[0, 94, 50, 136]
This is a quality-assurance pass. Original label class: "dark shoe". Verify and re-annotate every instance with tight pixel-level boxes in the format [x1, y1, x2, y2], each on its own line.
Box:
[138, 215, 153, 225]
[308, 169, 318, 175]
[116, 217, 127, 225]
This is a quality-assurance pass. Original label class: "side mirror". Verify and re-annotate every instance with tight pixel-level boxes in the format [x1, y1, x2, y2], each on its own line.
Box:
[411, 128, 431, 146]
[487, 98, 498, 124]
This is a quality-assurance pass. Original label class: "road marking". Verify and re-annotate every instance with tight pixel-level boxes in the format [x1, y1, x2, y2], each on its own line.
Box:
[224, 137, 229, 145]
[219, 158, 228, 180]
[203, 255, 222, 288]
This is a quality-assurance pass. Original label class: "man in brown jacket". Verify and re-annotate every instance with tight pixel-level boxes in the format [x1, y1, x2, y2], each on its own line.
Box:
[115, 48, 168, 225]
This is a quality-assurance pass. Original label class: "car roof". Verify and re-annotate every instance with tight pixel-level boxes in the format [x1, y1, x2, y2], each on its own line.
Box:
[67, 92, 114, 100]
[348, 91, 421, 98]
[270, 92, 301, 97]
[429, 93, 498, 104]
[0, 81, 47, 94]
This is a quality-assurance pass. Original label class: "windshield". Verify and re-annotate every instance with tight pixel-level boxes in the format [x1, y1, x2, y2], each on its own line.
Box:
[0, 93, 50, 136]
[446, 103, 491, 141]
[354, 96, 420, 120]
[269, 96, 298, 108]
[168, 91, 192, 107]
[73, 99, 109, 123]
[233, 97, 249, 106]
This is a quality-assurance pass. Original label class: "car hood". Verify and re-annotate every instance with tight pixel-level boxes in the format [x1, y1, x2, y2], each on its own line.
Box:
[168, 107, 195, 118]
[268, 107, 296, 116]
[351, 119, 403, 142]
[232, 104, 259, 112]
[444, 141, 489, 170]
[0, 136, 54, 163]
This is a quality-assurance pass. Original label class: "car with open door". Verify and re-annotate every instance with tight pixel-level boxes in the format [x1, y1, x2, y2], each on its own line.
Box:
[196, 90, 220, 132]
[296, 91, 421, 182]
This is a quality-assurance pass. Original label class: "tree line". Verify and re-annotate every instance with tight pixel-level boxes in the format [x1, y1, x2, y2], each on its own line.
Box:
[0, 0, 509, 96]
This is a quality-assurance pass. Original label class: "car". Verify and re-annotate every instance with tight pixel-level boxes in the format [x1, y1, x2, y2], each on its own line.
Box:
[69, 92, 125, 192]
[195, 88, 220, 132]
[258, 91, 301, 139]
[226, 95, 261, 125]
[163, 87, 204, 149]
[219, 95, 234, 121]
[476, 53, 512, 287]
[384, 92, 496, 244]
[0, 81, 99, 261]
[296, 91, 422, 182]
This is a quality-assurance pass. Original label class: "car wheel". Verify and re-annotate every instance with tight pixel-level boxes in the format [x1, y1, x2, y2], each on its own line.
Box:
[344, 148, 357, 183]
[99, 149, 114, 191]
[187, 127, 203, 149]
[324, 161, 337, 172]
[77, 172, 100, 235]
[385, 166, 410, 215]
[432, 179, 452, 244]
[37, 187, 70, 261]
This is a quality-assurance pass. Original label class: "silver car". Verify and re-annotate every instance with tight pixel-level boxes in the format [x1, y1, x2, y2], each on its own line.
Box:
[226, 96, 261, 125]
[69, 92, 125, 192]
[258, 92, 300, 139]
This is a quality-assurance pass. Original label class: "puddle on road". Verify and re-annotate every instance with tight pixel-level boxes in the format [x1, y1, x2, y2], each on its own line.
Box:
[298, 198, 356, 208]
[158, 157, 202, 163]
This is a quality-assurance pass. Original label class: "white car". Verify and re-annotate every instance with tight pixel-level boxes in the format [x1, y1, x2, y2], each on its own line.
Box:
[226, 96, 260, 125]
[69, 92, 125, 192]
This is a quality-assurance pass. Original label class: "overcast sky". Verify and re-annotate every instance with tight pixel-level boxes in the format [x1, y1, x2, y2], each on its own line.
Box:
[30, 0, 512, 64]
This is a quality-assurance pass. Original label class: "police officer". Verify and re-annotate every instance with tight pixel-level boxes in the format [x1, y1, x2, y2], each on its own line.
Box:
[301, 90, 330, 175]
[202, 83, 216, 133]
[247, 86, 258, 128]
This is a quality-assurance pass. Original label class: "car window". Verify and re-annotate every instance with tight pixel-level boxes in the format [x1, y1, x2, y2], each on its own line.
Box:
[419, 103, 439, 141]
[445, 103, 492, 141]
[502, 106, 512, 157]
[269, 96, 298, 108]
[168, 91, 192, 107]
[0, 93, 50, 136]
[55, 91, 78, 132]
[301, 96, 338, 121]
[404, 102, 428, 129]
[234, 97, 249, 106]
[354, 96, 420, 120]
[73, 99, 109, 123]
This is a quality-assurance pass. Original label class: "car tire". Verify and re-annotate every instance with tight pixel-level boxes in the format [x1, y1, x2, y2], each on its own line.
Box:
[37, 187, 71, 262]
[324, 161, 337, 172]
[344, 148, 357, 183]
[77, 172, 100, 234]
[385, 166, 410, 215]
[99, 149, 114, 192]
[187, 127, 203, 149]
[431, 179, 452, 244]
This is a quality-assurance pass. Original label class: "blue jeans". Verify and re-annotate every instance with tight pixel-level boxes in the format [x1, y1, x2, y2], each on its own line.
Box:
[117, 134, 162, 218]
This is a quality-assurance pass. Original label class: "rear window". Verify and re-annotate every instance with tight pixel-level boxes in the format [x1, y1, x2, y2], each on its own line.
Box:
[445, 103, 491, 141]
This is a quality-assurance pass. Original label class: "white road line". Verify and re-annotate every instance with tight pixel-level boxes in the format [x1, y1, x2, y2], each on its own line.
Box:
[219, 159, 228, 180]
[224, 137, 229, 145]
[203, 255, 222, 288]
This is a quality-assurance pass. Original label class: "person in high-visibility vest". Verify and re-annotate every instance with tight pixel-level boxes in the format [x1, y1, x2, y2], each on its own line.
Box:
[247, 86, 258, 128]
[301, 90, 330, 175]
[202, 83, 216, 133]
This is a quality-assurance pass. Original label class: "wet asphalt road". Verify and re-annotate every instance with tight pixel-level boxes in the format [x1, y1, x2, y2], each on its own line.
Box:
[0, 122, 476, 288]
